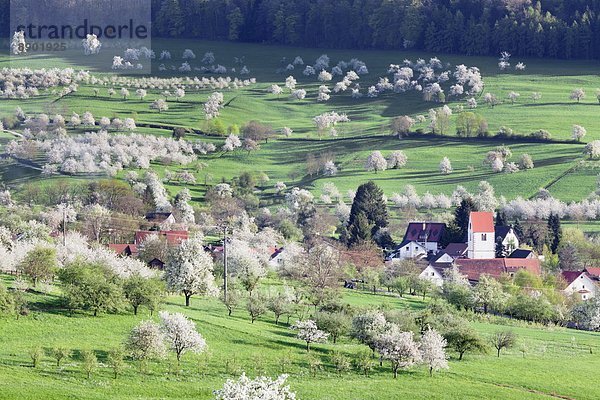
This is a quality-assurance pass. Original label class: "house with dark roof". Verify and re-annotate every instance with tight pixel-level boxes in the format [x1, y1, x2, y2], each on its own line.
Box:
[562, 270, 597, 301]
[431, 243, 468, 264]
[145, 212, 176, 230]
[495, 226, 520, 255]
[148, 258, 165, 270]
[389, 222, 446, 260]
[508, 249, 535, 259]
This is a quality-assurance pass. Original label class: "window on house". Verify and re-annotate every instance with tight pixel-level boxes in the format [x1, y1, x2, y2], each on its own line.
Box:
[406, 246, 409, 251]
[482, 234, 487, 241]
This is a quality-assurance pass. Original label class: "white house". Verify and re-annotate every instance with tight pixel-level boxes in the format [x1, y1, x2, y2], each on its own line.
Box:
[389, 222, 446, 260]
[268, 247, 285, 268]
[419, 264, 445, 287]
[562, 271, 598, 301]
[467, 212, 495, 259]
[495, 226, 520, 255]
[388, 240, 428, 260]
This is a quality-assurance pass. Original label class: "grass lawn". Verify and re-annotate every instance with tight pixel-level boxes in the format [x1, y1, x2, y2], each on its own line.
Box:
[1, 273, 599, 400]
[2, 39, 600, 231]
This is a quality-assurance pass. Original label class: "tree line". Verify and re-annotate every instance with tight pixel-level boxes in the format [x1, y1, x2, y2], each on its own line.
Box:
[3, 1, 600, 59]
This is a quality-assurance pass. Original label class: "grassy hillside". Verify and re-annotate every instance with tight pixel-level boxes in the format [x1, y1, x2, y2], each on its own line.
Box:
[2, 39, 600, 217]
[1, 273, 599, 400]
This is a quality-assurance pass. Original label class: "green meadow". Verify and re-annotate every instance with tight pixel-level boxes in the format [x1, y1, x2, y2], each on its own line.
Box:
[1, 273, 599, 400]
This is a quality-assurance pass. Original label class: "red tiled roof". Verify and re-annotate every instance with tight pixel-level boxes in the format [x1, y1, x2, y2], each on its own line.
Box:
[455, 258, 541, 282]
[584, 267, 600, 278]
[403, 222, 446, 243]
[135, 230, 189, 246]
[470, 212, 494, 232]
[108, 244, 138, 255]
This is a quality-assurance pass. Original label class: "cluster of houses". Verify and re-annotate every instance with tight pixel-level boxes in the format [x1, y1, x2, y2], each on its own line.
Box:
[106, 211, 598, 301]
[388, 211, 598, 301]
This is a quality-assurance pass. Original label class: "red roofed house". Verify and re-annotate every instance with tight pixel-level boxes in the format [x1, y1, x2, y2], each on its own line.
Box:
[467, 212, 495, 259]
[562, 270, 597, 301]
[108, 244, 138, 257]
[454, 258, 541, 283]
[584, 267, 600, 281]
[134, 230, 189, 246]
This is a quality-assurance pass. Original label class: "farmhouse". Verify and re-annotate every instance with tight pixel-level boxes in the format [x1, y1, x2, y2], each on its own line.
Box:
[145, 212, 176, 230]
[388, 222, 445, 260]
[107, 243, 138, 257]
[561, 270, 598, 301]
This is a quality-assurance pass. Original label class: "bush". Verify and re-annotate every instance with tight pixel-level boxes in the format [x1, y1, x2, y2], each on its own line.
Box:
[529, 129, 551, 140]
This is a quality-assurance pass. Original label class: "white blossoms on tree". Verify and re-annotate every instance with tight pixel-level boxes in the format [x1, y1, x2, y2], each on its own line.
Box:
[318, 70, 333, 82]
[274, 181, 287, 194]
[323, 160, 338, 176]
[572, 125, 587, 142]
[290, 89, 306, 100]
[285, 76, 297, 92]
[121, 88, 130, 100]
[519, 154, 534, 169]
[214, 373, 296, 400]
[82, 34, 101, 55]
[222, 134, 242, 152]
[165, 238, 218, 306]
[159, 311, 207, 364]
[365, 151, 387, 172]
[127, 320, 167, 362]
[291, 320, 328, 351]
[204, 92, 224, 119]
[584, 140, 600, 159]
[175, 88, 186, 101]
[491, 157, 504, 173]
[11, 31, 27, 55]
[182, 49, 196, 59]
[282, 127, 293, 137]
[375, 326, 422, 378]
[136, 89, 147, 100]
[81, 111, 95, 127]
[420, 328, 449, 376]
[151, 99, 169, 113]
[515, 62, 526, 71]
[439, 157, 452, 174]
[387, 150, 407, 169]
[123, 118, 136, 131]
[269, 84, 283, 96]
[507, 91, 520, 104]
[570, 88, 586, 103]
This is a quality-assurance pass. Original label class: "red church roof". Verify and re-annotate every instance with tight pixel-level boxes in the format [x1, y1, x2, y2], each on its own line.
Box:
[470, 212, 494, 233]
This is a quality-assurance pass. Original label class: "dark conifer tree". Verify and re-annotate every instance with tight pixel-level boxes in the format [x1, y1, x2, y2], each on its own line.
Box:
[547, 214, 562, 254]
[346, 181, 388, 247]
